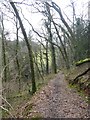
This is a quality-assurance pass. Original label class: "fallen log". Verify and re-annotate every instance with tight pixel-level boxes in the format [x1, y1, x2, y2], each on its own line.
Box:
[75, 58, 90, 66]
[72, 67, 90, 84]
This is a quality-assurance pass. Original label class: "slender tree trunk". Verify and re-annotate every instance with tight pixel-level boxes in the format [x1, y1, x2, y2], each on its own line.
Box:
[52, 2, 75, 43]
[40, 45, 44, 75]
[47, 25, 57, 73]
[51, 2, 76, 62]
[10, 1, 36, 94]
[34, 54, 44, 82]
[45, 3, 57, 73]
[87, 22, 90, 58]
[46, 41, 49, 74]
[53, 21, 70, 69]
[1, 13, 7, 82]
[15, 18, 21, 92]
[50, 43, 57, 73]
[34, 52, 40, 79]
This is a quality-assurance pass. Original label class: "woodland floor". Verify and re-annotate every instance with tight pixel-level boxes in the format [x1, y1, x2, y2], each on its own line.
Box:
[17, 71, 90, 118]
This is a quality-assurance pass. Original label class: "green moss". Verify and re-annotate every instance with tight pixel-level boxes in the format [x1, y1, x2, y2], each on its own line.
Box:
[2, 109, 9, 118]
[75, 58, 90, 66]
[31, 117, 42, 120]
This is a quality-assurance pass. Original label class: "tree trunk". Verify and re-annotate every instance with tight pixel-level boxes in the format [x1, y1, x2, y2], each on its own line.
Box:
[40, 44, 44, 75]
[10, 1, 36, 94]
[46, 41, 49, 74]
[52, 2, 75, 43]
[51, 2, 76, 61]
[47, 25, 57, 73]
[1, 13, 7, 82]
[45, 3, 57, 74]
[15, 18, 21, 92]
[52, 20, 70, 69]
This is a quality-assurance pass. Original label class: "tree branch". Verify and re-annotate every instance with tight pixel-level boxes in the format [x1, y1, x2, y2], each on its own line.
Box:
[72, 68, 90, 84]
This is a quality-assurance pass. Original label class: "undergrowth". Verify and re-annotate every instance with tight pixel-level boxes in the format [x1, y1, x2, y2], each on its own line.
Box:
[2, 72, 56, 118]
[63, 65, 90, 104]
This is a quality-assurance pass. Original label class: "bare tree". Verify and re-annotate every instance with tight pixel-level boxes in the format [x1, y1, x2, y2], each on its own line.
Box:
[9, 0, 36, 94]
[1, 13, 7, 82]
[45, 3, 57, 73]
[52, 20, 70, 69]
[15, 17, 21, 92]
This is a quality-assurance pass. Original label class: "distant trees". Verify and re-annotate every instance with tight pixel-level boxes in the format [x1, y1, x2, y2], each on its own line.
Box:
[74, 18, 90, 61]
[30, 0, 89, 69]
[51, 1, 89, 63]
[0, 0, 89, 98]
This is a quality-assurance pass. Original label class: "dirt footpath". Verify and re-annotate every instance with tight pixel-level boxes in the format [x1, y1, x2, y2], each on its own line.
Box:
[23, 72, 89, 118]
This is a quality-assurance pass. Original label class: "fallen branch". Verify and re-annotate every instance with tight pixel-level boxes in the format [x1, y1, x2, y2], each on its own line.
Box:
[72, 68, 90, 84]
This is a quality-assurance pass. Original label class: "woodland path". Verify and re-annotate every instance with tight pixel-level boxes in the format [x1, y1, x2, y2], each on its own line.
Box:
[21, 72, 89, 118]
